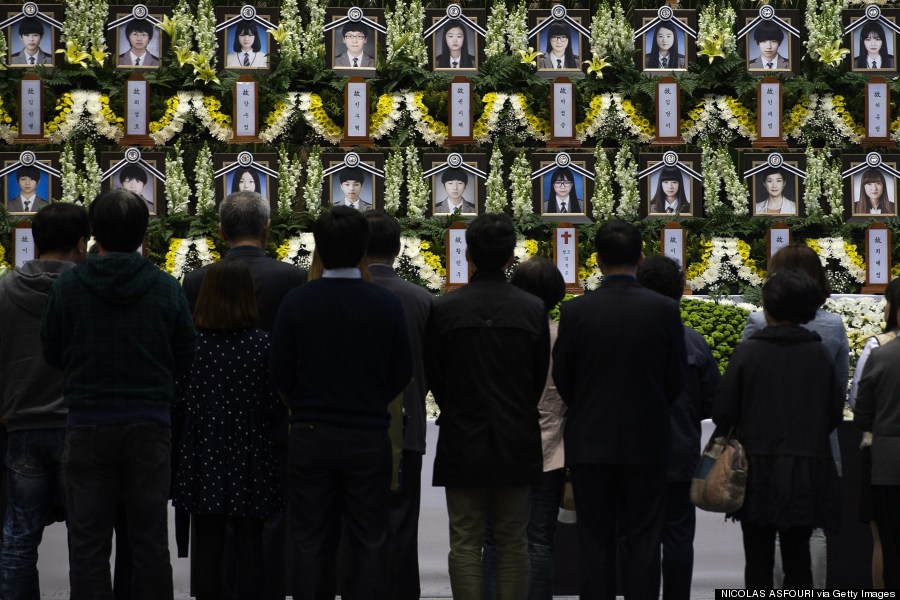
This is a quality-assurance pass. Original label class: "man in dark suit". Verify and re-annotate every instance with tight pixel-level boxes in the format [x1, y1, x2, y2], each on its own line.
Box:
[364, 210, 432, 600]
[182, 190, 306, 600]
[553, 220, 687, 600]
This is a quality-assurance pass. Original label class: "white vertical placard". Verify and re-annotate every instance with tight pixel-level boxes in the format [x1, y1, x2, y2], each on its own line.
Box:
[450, 81, 471, 139]
[15, 227, 35, 268]
[769, 227, 790, 259]
[868, 228, 889, 285]
[867, 82, 889, 139]
[127, 79, 148, 136]
[20, 81, 42, 137]
[662, 227, 685, 269]
[760, 82, 781, 138]
[235, 81, 257, 137]
[552, 82, 574, 139]
[555, 226, 577, 284]
[657, 82, 678, 139]
[447, 230, 469, 285]
[346, 82, 368, 138]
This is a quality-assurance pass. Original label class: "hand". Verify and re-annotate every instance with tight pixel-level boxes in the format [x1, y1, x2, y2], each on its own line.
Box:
[861, 431, 873, 449]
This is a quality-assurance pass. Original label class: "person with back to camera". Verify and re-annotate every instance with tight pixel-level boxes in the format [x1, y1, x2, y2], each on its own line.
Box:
[117, 19, 160, 67]
[741, 242, 849, 589]
[543, 167, 582, 214]
[645, 23, 684, 69]
[436, 20, 475, 68]
[539, 22, 577, 70]
[748, 21, 789, 69]
[226, 20, 267, 68]
[715, 269, 843, 589]
[649, 166, 690, 214]
[854, 168, 896, 215]
[848, 277, 900, 589]
[173, 258, 282, 600]
[636, 255, 719, 600]
[855, 20, 894, 69]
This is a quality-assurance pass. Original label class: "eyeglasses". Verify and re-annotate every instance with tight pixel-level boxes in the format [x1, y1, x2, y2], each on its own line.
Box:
[550, 35, 568, 42]
[343, 34, 367, 40]
[554, 180, 573, 187]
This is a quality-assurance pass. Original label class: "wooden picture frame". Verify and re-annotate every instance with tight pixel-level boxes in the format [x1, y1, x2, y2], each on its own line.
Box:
[100, 151, 166, 217]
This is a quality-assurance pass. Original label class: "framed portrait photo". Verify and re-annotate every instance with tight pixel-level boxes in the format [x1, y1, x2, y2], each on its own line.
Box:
[216, 5, 278, 72]
[744, 153, 806, 218]
[531, 151, 595, 223]
[101, 150, 166, 217]
[843, 153, 900, 220]
[426, 6, 485, 73]
[634, 7, 696, 74]
[639, 152, 701, 219]
[325, 7, 385, 77]
[214, 152, 278, 210]
[845, 7, 900, 75]
[529, 7, 590, 77]
[424, 153, 487, 217]
[741, 8, 800, 75]
[109, 5, 169, 70]
[322, 152, 385, 212]
[0, 151, 59, 215]
[2, 4, 62, 68]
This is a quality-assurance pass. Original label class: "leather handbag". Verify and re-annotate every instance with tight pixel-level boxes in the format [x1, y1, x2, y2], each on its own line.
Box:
[690, 431, 748, 513]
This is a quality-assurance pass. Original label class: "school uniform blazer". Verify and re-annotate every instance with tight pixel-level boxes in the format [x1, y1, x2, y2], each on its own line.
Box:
[334, 53, 375, 68]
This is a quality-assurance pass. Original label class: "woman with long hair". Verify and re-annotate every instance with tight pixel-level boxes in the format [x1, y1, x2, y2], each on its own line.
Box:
[436, 20, 475, 68]
[539, 22, 577, 69]
[855, 168, 895, 215]
[645, 23, 684, 69]
[855, 20, 894, 69]
[226, 19, 267, 68]
[649, 166, 689, 214]
[230, 167, 261, 196]
[543, 167, 582, 213]
[173, 259, 282, 600]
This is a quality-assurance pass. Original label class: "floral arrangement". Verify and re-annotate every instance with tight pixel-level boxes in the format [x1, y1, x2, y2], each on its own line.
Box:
[193, 96, 232, 141]
[386, 0, 427, 66]
[277, 146, 302, 218]
[165, 237, 220, 280]
[485, 145, 507, 213]
[681, 298, 752, 373]
[696, 2, 737, 63]
[405, 147, 429, 220]
[825, 295, 886, 369]
[149, 92, 232, 144]
[276, 0, 302, 63]
[591, 145, 615, 221]
[686, 238, 766, 292]
[577, 94, 654, 143]
[580, 252, 603, 291]
[61, 0, 108, 66]
[506, 0, 528, 55]
[505, 238, 538, 278]
[803, 147, 844, 218]
[473, 92, 508, 143]
[589, 0, 633, 64]
[260, 93, 301, 142]
[277, 233, 316, 269]
[297, 93, 343, 144]
[508, 95, 550, 141]
[472, 94, 549, 142]
[383, 150, 404, 215]
[299, 0, 325, 62]
[889, 113, 900, 145]
[194, 0, 218, 71]
[613, 145, 639, 220]
[405, 92, 448, 145]
[484, 0, 509, 59]
[0, 96, 16, 143]
[510, 151, 532, 220]
[371, 94, 404, 140]
[682, 96, 756, 145]
[170, 1, 194, 59]
[165, 141, 191, 216]
[0, 243, 10, 275]
[302, 146, 324, 216]
[785, 94, 863, 146]
[193, 144, 216, 220]
[805, 0, 850, 66]
[806, 237, 866, 292]
[395, 238, 445, 293]
[45, 92, 124, 143]
[0, 28, 7, 70]
[77, 140, 101, 206]
[701, 145, 749, 217]
[60, 142, 79, 203]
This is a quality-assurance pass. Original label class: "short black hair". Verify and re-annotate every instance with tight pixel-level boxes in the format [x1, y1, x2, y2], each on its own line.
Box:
[466, 213, 515, 272]
[339, 166, 366, 184]
[762, 269, 821, 325]
[637, 255, 683, 301]
[16, 166, 40, 182]
[32, 203, 90, 256]
[89, 188, 149, 253]
[119, 165, 148, 185]
[232, 20, 262, 53]
[219, 191, 269, 241]
[510, 256, 565, 313]
[342, 22, 371, 39]
[17, 17, 43, 38]
[753, 21, 784, 45]
[314, 206, 370, 269]
[441, 167, 468, 185]
[365, 210, 401, 259]
[125, 19, 154, 40]
[594, 220, 642, 268]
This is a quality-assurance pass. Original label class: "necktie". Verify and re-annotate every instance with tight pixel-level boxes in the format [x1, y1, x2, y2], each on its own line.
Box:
[559, 202, 567, 213]
[872, 60, 877, 69]
[243, 53, 250, 67]
[766, 61, 773, 69]
[135, 57, 140, 66]
[661, 57, 668, 68]
[28, 56, 34, 65]
[452, 61, 458, 68]
[666, 207, 674, 214]
[353, 57, 358, 67]
[557, 59, 562, 69]
[23, 201, 30, 212]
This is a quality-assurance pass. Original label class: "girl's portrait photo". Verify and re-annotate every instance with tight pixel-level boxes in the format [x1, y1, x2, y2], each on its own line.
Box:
[643, 22, 686, 70]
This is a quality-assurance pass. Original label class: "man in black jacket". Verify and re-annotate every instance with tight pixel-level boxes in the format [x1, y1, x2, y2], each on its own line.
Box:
[553, 221, 687, 600]
[425, 213, 549, 600]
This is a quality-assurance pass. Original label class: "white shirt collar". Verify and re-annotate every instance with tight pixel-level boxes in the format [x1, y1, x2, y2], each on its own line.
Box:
[20, 194, 36, 203]
[322, 268, 362, 279]
[869, 56, 882, 68]
[664, 199, 679, 211]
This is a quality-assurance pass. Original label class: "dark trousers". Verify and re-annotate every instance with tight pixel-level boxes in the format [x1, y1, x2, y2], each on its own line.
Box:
[740, 521, 812, 589]
[662, 481, 695, 600]
[387, 450, 423, 600]
[288, 422, 391, 600]
[64, 423, 173, 600]
[570, 464, 667, 600]
[873, 485, 900, 587]
[192, 513, 264, 600]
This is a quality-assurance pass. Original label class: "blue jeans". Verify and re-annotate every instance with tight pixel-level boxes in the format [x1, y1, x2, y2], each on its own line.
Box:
[0, 428, 67, 600]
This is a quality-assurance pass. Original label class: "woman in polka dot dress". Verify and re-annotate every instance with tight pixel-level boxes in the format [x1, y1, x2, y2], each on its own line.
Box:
[173, 258, 282, 600]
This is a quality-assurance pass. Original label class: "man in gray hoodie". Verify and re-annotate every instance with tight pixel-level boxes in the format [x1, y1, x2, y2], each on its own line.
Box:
[0, 203, 89, 600]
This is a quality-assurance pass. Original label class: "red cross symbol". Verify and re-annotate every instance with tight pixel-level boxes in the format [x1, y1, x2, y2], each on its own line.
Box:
[560, 230, 572, 244]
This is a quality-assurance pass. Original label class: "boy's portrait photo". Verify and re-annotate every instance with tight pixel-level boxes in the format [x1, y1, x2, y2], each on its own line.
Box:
[116, 19, 160, 67]
[323, 153, 385, 211]
[747, 21, 790, 70]
[333, 21, 375, 69]
[112, 164, 157, 214]
[101, 151, 166, 216]
[433, 167, 477, 214]
[6, 165, 48, 213]
[9, 16, 52, 66]
[330, 166, 373, 211]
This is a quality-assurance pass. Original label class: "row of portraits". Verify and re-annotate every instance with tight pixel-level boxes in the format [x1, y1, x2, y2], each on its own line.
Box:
[5, 151, 899, 221]
[6, 4, 900, 76]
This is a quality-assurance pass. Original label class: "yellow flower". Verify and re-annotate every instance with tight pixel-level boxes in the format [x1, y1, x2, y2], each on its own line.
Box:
[583, 54, 609, 78]
[56, 40, 92, 69]
[518, 47, 542, 67]
[268, 24, 290, 44]
[697, 32, 726, 63]
[175, 48, 197, 67]
[815, 41, 850, 67]
[92, 49, 108, 66]
[159, 15, 180, 43]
